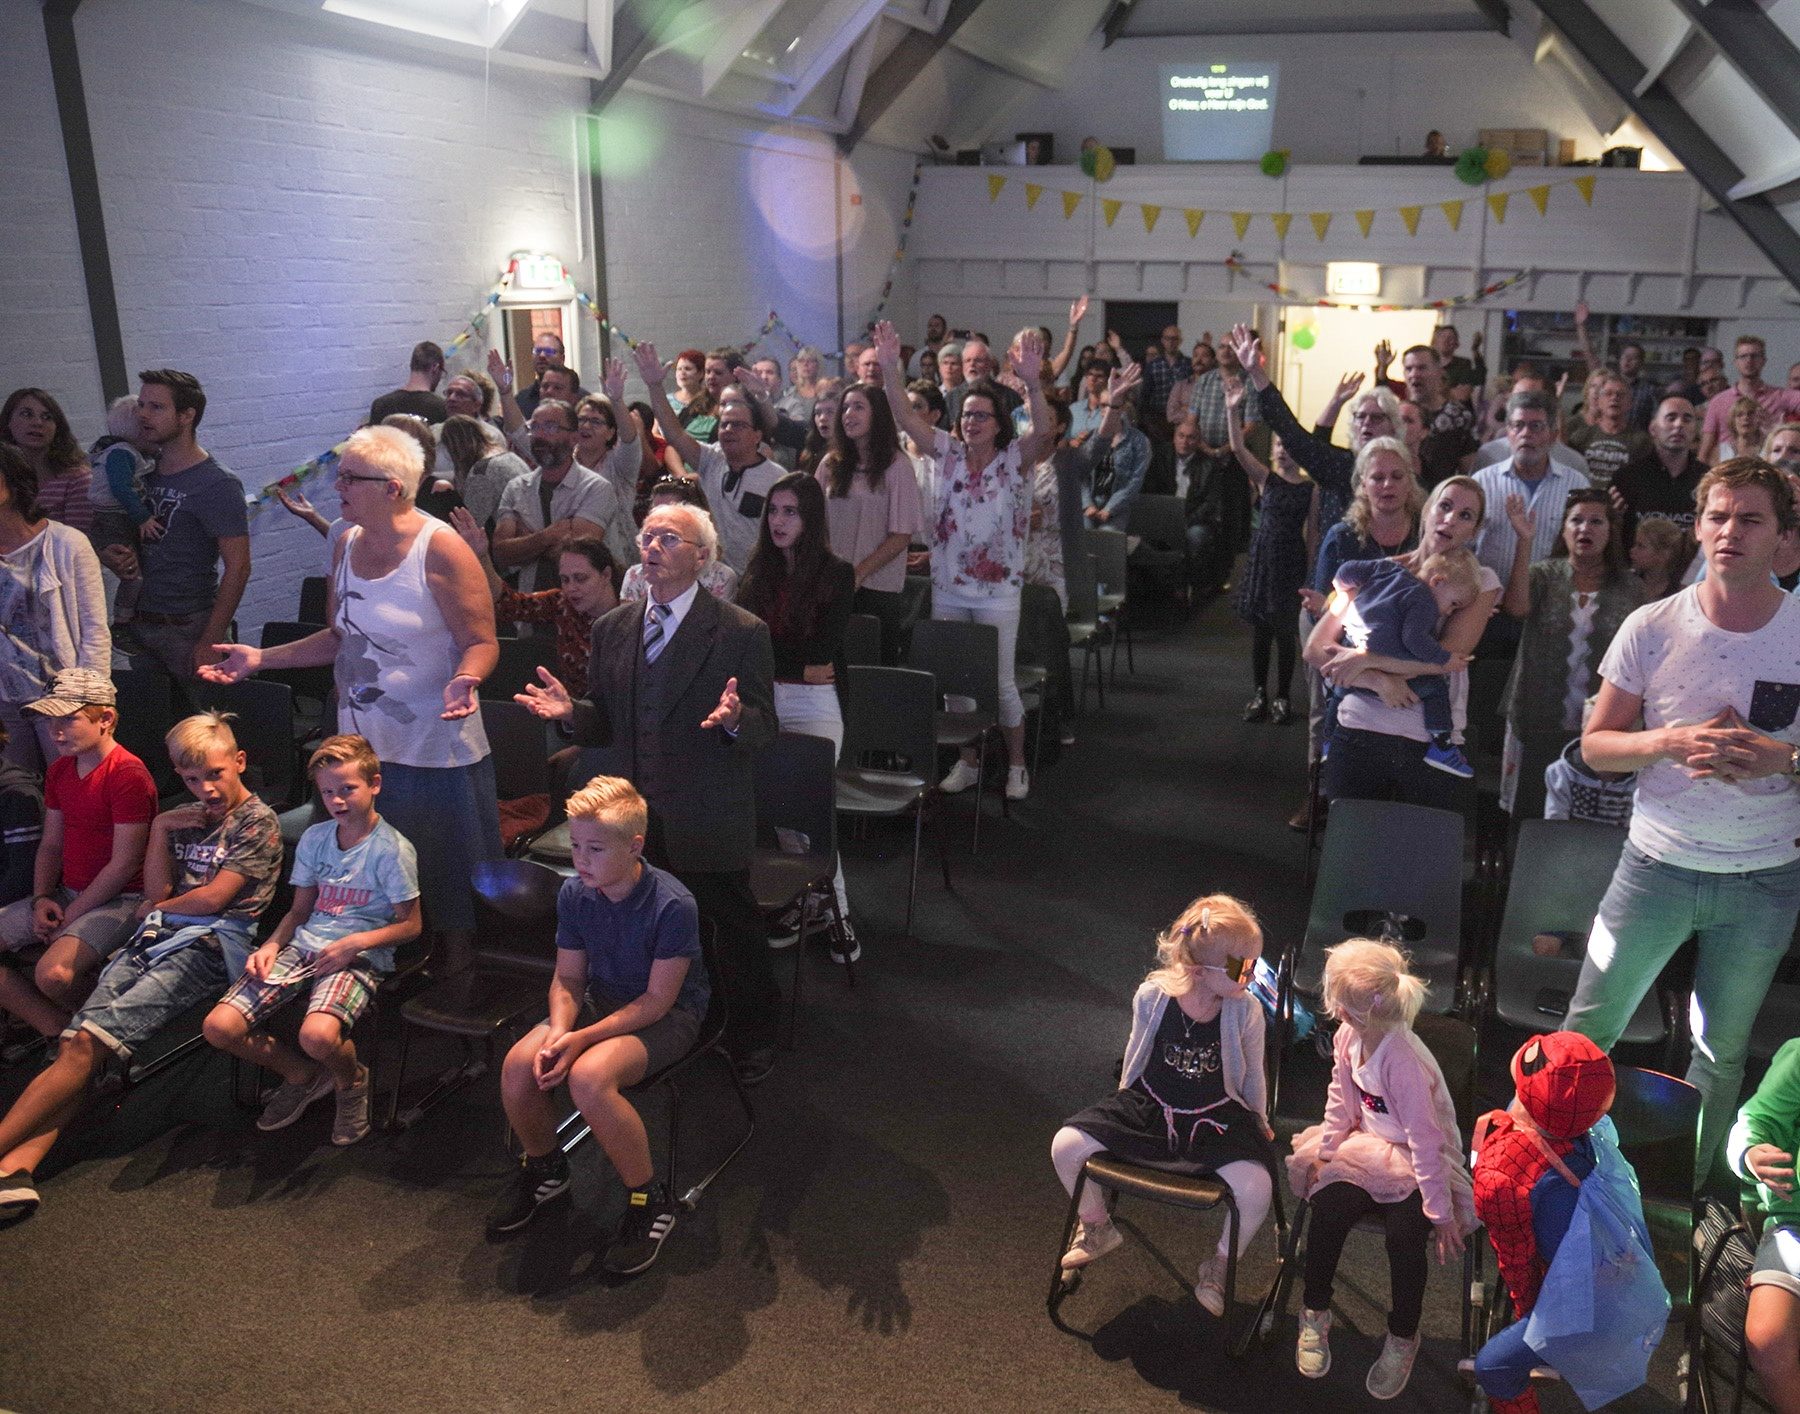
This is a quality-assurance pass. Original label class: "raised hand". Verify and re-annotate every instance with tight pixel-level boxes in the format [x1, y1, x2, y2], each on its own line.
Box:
[1505, 492, 1535, 541]
[486, 347, 513, 391]
[1574, 299, 1589, 328]
[1228, 323, 1264, 380]
[701, 675, 742, 732]
[275, 487, 315, 519]
[448, 505, 488, 558]
[199, 643, 261, 685]
[1224, 378, 1246, 412]
[1011, 329, 1045, 385]
[515, 665, 574, 722]
[632, 340, 665, 389]
[1609, 486, 1628, 517]
[1333, 371, 1366, 404]
[871, 320, 902, 367]
[1106, 363, 1142, 405]
[1374, 338, 1395, 373]
[1105, 329, 1124, 352]
[601, 356, 627, 404]
[1068, 294, 1089, 328]
[1472, 331, 1484, 354]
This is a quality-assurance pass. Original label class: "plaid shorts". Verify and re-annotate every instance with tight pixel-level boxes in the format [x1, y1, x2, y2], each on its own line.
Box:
[219, 943, 380, 1031]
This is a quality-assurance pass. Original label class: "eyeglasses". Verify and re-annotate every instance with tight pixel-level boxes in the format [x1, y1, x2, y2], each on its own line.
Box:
[639, 530, 699, 551]
[575, 417, 611, 430]
[1199, 955, 1254, 983]
[960, 410, 996, 423]
[718, 421, 754, 433]
[335, 473, 393, 488]
[1507, 420, 1550, 434]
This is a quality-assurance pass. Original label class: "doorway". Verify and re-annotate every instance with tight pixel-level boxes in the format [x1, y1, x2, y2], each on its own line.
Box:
[1274, 305, 1438, 435]
[1103, 300, 1179, 370]
[501, 306, 576, 387]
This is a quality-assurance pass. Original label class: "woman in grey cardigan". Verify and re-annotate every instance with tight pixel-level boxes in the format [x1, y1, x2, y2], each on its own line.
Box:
[1498, 485, 1645, 818]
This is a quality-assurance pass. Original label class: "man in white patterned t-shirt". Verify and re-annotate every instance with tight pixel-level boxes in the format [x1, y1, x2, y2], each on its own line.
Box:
[1567, 459, 1800, 1178]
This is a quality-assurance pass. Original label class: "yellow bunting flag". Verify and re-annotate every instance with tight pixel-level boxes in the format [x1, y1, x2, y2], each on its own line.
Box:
[1528, 185, 1550, 216]
[987, 174, 1006, 202]
[1574, 174, 1596, 205]
[1488, 191, 1509, 223]
[1270, 212, 1293, 239]
[1025, 183, 1043, 210]
[1231, 212, 1252, 239]
[1102, 198, 1122, 227]
[1355, 209, 1376, 238]
[1141, 204, 1162, 233]
[1184, 209, 1205, 237]
[1399, 205, 1422, 236]
[1061, 190, 1082, 219]
[1441, 199, 1463, 231]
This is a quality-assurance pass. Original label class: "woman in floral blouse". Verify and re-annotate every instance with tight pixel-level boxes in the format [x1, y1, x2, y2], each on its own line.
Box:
[873, 319, 1055, 801]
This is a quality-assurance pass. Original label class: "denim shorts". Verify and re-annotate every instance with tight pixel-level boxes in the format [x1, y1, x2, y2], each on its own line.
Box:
[66, 935, 229, 1061]
[1752, 1222, 1800, 1299]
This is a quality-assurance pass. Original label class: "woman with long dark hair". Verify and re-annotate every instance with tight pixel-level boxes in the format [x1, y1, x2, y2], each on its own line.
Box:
[816, 382, 922, 663]
[3, 389, 92, 535]
[737, 471, 858, 958]
[798, 379, 843, 477]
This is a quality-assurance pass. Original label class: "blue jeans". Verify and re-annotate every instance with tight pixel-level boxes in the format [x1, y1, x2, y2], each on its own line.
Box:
[1567, 843, 1800, 1178]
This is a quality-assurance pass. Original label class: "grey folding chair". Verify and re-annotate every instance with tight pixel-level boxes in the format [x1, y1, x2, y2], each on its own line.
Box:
[907, 619, 1000, 852]
[1086, 527, 1133, 681]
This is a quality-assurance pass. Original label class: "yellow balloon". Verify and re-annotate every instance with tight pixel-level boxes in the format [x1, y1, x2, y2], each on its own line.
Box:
[1484, 148, 1512, 180]
[1093, 146, 1116, 183]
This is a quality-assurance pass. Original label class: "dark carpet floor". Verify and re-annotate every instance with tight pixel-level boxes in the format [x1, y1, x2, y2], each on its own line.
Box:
[1, 594, 1695, 1412]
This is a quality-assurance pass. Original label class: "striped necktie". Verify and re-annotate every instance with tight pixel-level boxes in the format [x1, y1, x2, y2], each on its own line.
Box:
[643, 601, 670, 663]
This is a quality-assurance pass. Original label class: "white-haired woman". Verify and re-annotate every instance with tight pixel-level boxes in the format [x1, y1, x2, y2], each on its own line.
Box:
[202, 425, 501, 955]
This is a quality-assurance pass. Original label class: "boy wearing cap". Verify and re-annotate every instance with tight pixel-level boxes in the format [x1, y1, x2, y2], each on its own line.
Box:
[0, 668, 156, 1040]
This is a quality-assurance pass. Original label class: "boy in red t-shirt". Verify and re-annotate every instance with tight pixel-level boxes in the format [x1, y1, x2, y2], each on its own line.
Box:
[0, 668, 156, 1038]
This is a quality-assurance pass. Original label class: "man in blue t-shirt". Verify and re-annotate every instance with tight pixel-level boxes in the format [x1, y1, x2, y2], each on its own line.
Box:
[109, 369, 251, 685]
[486, 774, 707, 1277]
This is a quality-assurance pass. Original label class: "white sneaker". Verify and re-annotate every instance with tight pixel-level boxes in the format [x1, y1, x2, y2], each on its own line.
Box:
[1365, 1332, 1420, 1400]
[1005, 765, 1030, 800]
[1059, 1218, 1122, 1271]
[1296, 1307, 1332, 1378]
[1193, 1253, 1226, 1316]
[938, 758, 980, 794]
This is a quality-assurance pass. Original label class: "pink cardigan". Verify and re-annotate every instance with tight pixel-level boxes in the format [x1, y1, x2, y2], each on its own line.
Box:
[1286, 1023, 1477, 1234]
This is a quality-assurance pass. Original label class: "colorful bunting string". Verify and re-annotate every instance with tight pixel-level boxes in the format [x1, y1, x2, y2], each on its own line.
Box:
[1223, 251, 1530, 312]
[865, 160, 924, 331]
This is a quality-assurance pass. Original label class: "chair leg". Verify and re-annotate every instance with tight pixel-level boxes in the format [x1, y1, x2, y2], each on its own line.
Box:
[665, 1078, 682, 1205]
[971, 731, 986, 854]
[824, 885, 855, 990]
[1048, 1168, 1091, 1324]
[387, 1022, 413, 1131]
[671, 1042, 756, 1209]
[784, 893, 813, 1052]
[905, 801, 923, 937]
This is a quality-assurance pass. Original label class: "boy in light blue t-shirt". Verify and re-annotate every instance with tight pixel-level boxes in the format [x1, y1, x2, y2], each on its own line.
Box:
[204, 734, 419, 1146]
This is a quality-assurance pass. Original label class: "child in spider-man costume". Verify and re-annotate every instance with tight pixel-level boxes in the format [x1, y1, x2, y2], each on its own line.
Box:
[1471, 1031, 1620, 1413]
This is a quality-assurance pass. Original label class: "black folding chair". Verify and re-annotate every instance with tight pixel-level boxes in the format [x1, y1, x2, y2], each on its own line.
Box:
[298, 576, 329, 627]
[1127, 493, 1191, 610]
[1064, 549, 1106, 714]
[258, 620, 335, 732]
[112, 658, 180, 798]
[907, 619, 1000, 852]
[843, 612, 883, 668]
[483, 635, 560, 701]
[192, 678, 304, 811]
[480, 698, 556, 854]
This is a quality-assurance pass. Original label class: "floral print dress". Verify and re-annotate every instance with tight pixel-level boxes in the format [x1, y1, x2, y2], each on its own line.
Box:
[929, 429, 1030, 601]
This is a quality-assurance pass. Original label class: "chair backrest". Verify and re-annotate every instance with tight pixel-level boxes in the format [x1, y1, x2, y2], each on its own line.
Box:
[483, 635, 561, 701]
[470, 858, 566, 970]
[1086, 527, 1129, 595]
[1412, 1012, 1479, 1141]
[906, 618, 999, 713]
[1497, 820, 1627, 959]
[840, 665, 937, 780]
[112, 661, 179, 795]
[1300, 799, 1465, 1011]
[1065, 549, 1099, 623]
[298, 576, 329, 627]
[191, 678, 300, 809]
[753, 731, 838, 863]
[481, 698, 553, 801]
[844, 613, 883, 667]
[258, 621, 337, 706]
[1131, 493, 1187, 549]
[1609, 1064, 1702, 1213]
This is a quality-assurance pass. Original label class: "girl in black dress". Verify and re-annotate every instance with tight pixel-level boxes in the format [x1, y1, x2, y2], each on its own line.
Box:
[1051, 894, 1278, 1317]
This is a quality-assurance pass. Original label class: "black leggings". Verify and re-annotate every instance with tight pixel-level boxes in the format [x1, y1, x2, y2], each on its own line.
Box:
[1302, 1182, 1434, 1337]
[1251, 621, 1297, 700]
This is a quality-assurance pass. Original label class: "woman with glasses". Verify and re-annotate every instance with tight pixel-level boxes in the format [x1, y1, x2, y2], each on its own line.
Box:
[618, 478, 738, 603]
[202, 426, 502, 961]
[1496, 486, 1644, 817]
[873, 318, 1056, 801]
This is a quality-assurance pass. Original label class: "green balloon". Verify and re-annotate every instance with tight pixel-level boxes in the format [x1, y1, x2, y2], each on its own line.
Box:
[1260, 150, 1287, 178]
[1292, 326, 1316, 350]
[1080, 149, 1098, 178]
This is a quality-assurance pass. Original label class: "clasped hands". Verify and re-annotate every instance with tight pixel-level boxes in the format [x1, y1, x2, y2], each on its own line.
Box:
[1668, 707, 1791, 783]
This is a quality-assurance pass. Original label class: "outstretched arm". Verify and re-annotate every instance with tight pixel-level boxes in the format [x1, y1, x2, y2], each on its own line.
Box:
[1225, 382, 1269, 492]
[632, 341, 703, 471]
[1049, 295, 1087, 379]
[872, 321, 938, 453]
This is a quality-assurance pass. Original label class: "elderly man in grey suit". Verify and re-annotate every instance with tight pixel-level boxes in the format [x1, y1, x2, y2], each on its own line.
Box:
[518, 500, 781, 1083]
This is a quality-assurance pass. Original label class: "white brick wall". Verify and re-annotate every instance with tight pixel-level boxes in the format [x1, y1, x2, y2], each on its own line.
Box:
[3, 0, 919, 637]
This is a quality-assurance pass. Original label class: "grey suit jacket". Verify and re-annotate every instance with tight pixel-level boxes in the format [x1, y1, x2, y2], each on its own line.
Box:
[568, 588, 776, 873]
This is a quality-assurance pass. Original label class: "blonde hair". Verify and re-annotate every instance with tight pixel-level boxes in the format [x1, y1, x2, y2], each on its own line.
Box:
[342, 425, 425, 499]
[165, 710, 239, 769]
[1760, 421, 1800, 459]
[1420, 546, 1482, 602]
[1321, 938, 1428, 1029]
[564, 774, 648, 840]
[1344, 436, 1422, 539]
[1425, 473, 1486, 525]
[105, 394, 141, 443]
[1631, 516, 1688, 571]
[308, 733, 380, 784]
[1146, 894, 1262, 996]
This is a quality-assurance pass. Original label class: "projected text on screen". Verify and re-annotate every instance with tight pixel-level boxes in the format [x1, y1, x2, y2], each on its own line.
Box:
[1159, 62, 1279, 162]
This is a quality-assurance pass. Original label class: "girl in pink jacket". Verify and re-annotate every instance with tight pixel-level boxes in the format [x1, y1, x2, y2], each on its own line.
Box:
[1286, 938, 1477, 1400]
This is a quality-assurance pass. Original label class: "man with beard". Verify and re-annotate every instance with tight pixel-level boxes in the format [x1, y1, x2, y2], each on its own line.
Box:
[491, 400, 620, 592]
[1610, 397, 1704, 547]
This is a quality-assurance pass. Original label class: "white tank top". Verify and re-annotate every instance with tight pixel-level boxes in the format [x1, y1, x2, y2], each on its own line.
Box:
[332, 518, 489, 769]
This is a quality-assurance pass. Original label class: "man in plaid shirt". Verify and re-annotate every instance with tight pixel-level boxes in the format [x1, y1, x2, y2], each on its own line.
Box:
[1141, 324, 1191, 438]
[1188, 340, 1259, 456]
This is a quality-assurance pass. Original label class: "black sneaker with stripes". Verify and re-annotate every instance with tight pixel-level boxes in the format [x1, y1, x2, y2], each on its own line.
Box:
[601, 1181, 677, 1275]
[485, 1151, 571, 1238]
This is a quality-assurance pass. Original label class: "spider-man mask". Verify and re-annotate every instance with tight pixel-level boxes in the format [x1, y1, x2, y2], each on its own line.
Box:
[1511, 1031, 1615, 1140]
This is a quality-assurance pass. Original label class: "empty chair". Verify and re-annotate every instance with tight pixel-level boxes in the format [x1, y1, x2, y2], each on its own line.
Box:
[258, 620, 336, 728]
[907, 619, 1000, 851]
[1086, 527, 1133, 679]
[482, 634, 560, 701]
[1127, 493, 1190, 607]
[298, 575, 329, 627]
[481, 698, 556, 853]
[843, 612, 883, 668]
[1064, 549, 1106, 714]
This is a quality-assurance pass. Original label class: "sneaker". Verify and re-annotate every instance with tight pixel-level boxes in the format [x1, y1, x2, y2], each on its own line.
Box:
[767, 901, 803, 949]
[830, 917, 861, 964]
[602, 1182, 678, 1275]
[331, 1066, 371, 1146]
[1005, 765, 1030, 801]
[1366, 1332, 1421, 1400]
[255, 1067, 336, 1132]
[1269, 697, 1293, 726]
[1424, 738, 1476, 779]
[1059, 1217, 1123, 1271]
[0, 1169, 40, 1221]
[938, 758, 981, 794]
[485, 1151, 571, 1237]
[1296, 1307, 1332, 1378]
[1242, 690, 1269, 723]
[1193, 1252, 1227, 1317]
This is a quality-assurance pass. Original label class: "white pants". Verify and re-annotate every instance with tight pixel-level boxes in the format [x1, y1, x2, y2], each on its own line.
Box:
[772, 681, 849, 917]
[1050, 1124, 1273, 1261]
[932, 588, 1024, 729]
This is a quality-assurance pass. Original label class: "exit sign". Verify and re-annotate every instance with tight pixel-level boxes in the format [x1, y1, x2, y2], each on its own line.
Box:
[1326, 261, 1381, 297]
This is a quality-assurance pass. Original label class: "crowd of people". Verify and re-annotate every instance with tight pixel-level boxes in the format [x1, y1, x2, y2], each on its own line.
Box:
[7, 301, 1800, 1404]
